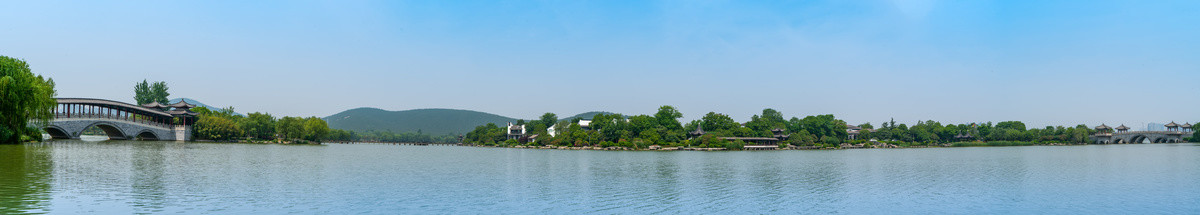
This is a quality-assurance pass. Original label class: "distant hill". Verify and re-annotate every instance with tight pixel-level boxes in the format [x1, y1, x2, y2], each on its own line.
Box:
[169, 98, 243, 116]
[564, 111, 618, 120]
[324, 108, 520, 135]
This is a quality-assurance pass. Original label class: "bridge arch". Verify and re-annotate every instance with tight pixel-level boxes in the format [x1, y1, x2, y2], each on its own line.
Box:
[43, 126, 72, 139]
[1129, 135, 1147, 144]
[135, 129, 159, 140]
[82, 121, 128, 140]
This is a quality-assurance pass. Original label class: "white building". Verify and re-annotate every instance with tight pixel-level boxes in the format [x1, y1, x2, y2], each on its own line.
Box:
[547, 119, 597, 137]
[506, 123, 526, 140]
[579, 119, 592, 130]
[846, 125, 873, 140]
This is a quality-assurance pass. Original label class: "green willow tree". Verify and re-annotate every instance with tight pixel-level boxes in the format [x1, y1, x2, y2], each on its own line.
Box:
[133, 79, 169, 105]
[0, 56, 57, 143]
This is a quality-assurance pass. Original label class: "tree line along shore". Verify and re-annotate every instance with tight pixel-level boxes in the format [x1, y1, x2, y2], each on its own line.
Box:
[461, 105, 1199, 151]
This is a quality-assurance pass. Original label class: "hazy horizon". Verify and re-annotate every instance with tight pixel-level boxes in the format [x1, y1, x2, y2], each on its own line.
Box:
[3, 1, 1198, 128]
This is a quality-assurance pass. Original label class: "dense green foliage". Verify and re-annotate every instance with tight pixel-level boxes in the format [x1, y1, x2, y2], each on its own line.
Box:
[194, 113, 243, 140]
[465, 106, 853, 149]
[301, 117, 329, 141]
[0, 56, 56, 144]
[861, 119, 1094, 145]
[1194, 122, 1199, 142]
[464, 105, 1109, 149]
[191, 106, 329, 143]
[191, 107, 243, 141]
[133, 80, 169, 106]
[240, 112, 276, 139]
[275, 116, 304, 141]
[463, 123, 507, 145]
[539, 113, 557, 130]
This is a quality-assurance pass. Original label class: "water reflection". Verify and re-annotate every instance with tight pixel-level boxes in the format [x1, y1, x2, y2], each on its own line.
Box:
[130, 143, 167, 213]
[648, 153, 681, 213]
[793, 153, 848, 213]
[743, 152, 787, 212]
[0, 143, 53, 214]
[1, 141, 1198, 214]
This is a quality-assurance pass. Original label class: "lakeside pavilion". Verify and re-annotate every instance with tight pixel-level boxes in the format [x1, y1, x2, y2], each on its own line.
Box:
[1115, 125, 1130, 133]
[1166, 122, 1181, 132]
[722, 129, 791, 150]
[687, 125, 788, 150]
[143, 100, 199, 126]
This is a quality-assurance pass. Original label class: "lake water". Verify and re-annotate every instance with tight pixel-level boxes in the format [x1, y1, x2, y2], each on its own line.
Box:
[2, 140, 1199, 214]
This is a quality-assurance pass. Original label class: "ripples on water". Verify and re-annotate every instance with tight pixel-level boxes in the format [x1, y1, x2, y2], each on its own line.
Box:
[1, 140, 1199, 214]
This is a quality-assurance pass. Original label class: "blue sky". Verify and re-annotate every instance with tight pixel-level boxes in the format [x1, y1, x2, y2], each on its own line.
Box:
[2, 0, 1197, 128]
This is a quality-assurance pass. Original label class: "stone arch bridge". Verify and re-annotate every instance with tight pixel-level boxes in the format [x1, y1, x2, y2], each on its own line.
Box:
[1091, 123, 1193, 144]
[38, 98, 197, 141]
[1093, 131, 1192, 144]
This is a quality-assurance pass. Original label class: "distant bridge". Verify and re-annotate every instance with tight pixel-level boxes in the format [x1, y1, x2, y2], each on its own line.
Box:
[40, 98, 197, 141]
[1091, 123, 1193, 144]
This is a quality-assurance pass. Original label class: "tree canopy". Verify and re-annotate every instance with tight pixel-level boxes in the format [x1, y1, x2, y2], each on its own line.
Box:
[464, 106, 859, 149]
[0, 56, 57, 143]
[190, 106, 329, 143]
[133, 79, 169, 105]
[860, 119, 1093, 145]
[463, 105, 1112, 149]
[241, 112, 276, 140]
[539, 113, 557, 129]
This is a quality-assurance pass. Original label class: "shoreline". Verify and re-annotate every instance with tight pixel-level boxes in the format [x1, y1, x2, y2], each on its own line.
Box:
[482, 142, 1195, 151]
[34, 138, 1197, 150]
[332, 141, 1194, 151]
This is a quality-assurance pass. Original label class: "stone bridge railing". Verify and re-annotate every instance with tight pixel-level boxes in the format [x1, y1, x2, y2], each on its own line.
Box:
[1113, 131, 1192, 135]
[54, 113, 173, 129]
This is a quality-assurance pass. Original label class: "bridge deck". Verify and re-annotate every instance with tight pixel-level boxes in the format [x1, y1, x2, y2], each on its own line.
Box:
[57, 98, 173, 118]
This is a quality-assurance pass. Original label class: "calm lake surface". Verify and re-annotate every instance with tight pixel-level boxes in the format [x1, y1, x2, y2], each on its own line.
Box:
[2, 139, 1199, 214]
